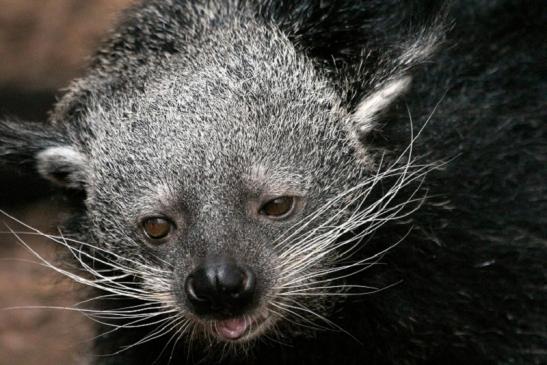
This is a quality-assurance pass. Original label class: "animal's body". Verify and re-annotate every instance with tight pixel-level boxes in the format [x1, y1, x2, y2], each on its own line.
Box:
[1, 0, 546, 364]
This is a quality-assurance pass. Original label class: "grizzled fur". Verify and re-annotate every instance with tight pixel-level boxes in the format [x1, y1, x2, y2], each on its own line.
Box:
[1, 0, 546, 364]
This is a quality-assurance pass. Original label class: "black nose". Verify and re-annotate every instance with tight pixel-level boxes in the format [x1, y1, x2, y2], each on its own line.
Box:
[185, 258, 256, 317]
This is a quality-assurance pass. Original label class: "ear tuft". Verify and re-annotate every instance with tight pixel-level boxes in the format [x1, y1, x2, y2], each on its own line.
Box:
[36, 146, 88, 189]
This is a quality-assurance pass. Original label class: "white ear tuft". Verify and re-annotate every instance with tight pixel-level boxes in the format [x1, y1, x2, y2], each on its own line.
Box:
[352, 76, 412, 134]
[36, 146, 88, 189]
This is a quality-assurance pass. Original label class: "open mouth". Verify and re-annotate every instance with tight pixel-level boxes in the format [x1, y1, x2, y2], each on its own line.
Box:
[212, 312, 271, 341]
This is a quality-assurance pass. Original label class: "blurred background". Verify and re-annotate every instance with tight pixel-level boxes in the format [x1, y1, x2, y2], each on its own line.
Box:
[0, 1, 133, 363]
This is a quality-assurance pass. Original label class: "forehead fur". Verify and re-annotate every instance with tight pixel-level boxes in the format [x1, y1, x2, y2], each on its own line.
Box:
[242, 165, 311, 195]
[76, 17, 356, 196]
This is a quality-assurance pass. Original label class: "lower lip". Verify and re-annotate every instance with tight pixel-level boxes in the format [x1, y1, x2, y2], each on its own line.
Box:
[216, 317, 249, 340]
[213, 314, 268, 341]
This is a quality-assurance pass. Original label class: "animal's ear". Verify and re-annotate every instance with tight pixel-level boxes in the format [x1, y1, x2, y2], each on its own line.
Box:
[0, 119, 87, 189]
[35, 146, 88, 189]
[349, 23, 444, 149]
[351, 76, 412, 136]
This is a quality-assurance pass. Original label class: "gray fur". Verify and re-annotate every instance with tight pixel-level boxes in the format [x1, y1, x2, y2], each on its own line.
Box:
[1, 0, 545, 364]
[9, 0, 426, 347]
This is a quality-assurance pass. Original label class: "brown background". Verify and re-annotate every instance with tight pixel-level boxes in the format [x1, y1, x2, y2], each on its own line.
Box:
[0, 1, 134, 364]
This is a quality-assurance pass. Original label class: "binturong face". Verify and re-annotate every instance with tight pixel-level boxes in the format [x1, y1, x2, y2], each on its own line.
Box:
[0, 7, 435, 350]
[72, 56, 373, 343]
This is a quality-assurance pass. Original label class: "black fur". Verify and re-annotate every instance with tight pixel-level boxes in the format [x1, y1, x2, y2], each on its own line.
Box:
[85, 1, 547, 363]
[1, 0, 546, 364]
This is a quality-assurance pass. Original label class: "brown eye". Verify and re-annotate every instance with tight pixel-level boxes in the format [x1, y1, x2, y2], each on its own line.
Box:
[142, 217, 173, 240]
[260, 197, 295, 218]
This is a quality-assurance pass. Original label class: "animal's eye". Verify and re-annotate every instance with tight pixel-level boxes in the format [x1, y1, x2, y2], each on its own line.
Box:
[142, 217, 173, 240]
[259, 197, 295, 219]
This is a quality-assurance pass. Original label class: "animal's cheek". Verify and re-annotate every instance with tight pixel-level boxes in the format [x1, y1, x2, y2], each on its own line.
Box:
[140, 275, 178, 306]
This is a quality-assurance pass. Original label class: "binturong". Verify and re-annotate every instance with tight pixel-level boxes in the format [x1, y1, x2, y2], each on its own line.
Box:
[1, 0, 546, 364]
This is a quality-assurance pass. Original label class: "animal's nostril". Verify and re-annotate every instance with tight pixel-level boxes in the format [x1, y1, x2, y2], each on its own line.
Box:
[185, 258, 257, 317]
[184, 276, 207, 303]
[240, 267, 256, 297]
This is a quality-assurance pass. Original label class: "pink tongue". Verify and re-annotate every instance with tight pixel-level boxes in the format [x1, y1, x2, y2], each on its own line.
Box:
[216, 318, 248, 340]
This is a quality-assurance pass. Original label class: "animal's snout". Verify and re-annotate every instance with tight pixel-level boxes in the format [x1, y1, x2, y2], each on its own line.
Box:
[185, 257, 256, 317]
